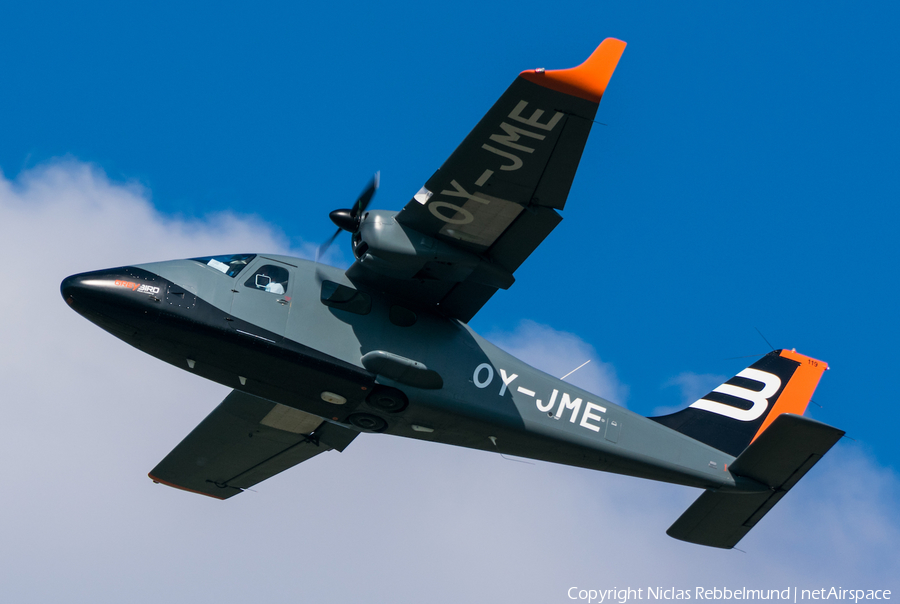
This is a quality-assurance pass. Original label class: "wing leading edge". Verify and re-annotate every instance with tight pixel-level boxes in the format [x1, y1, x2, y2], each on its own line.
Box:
[347, 39, 626, 322]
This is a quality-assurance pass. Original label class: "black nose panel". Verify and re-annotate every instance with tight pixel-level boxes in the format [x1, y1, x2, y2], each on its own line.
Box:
[60, 267, 165, 328]
[60, 273, 79, 302]
[60, 272, 98, 303]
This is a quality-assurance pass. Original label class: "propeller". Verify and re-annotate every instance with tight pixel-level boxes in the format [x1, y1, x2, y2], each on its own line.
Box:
[316, 172, 380, 260]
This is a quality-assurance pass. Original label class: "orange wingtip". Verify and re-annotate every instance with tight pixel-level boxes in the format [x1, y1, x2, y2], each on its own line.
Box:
[148, 473, 228, 500]
[751, 349, 829, 443]
[519, 38, 627, 103]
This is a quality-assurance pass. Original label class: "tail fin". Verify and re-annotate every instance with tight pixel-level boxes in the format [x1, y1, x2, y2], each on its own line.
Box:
[651, 349, 827, 456]
[654, 349, 844, 549]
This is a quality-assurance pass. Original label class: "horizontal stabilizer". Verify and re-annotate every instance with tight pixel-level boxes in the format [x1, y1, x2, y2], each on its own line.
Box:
[150, 390, 358, 499]
[667, 414, 844, 548]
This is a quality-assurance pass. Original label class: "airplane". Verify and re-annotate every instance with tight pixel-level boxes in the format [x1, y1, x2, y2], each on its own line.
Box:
[60, 38, 844, 549]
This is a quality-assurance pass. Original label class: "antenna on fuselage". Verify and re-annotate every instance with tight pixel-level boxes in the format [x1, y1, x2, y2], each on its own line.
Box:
[755, 327, 776, 352]
[488, 436, 534, 465]
[560, 359, 591, 381]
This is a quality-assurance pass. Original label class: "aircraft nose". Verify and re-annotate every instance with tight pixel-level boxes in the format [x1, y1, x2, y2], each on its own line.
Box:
[60, 267, 165, 318]
[60, 272, 90, 306]
[60, 270, 120, 309]
[61, 267, 167, 340]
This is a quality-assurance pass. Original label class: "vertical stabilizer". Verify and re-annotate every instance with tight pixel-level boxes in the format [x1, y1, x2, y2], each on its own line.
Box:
[651, 349, 827, 456]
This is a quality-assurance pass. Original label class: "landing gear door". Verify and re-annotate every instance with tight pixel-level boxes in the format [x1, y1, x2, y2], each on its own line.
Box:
[229, 260, 293, 341]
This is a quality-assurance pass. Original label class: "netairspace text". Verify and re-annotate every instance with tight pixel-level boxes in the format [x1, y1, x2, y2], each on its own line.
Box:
[567, 587, 892, 604]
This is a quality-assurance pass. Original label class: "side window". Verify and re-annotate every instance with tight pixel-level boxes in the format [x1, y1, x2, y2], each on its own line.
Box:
[320, 280, 371, 315]
[244, 265, 290, 294]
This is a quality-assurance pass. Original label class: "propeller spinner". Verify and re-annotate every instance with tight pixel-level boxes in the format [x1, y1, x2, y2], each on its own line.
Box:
[317, 172, 380, 259]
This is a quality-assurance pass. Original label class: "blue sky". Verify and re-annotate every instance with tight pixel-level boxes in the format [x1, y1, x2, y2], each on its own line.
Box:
[4, 0, 895, 454]
[1, 1, 898, 601]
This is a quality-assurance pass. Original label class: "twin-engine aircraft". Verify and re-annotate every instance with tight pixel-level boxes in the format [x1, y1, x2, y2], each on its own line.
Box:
[61, 39, 843, 549]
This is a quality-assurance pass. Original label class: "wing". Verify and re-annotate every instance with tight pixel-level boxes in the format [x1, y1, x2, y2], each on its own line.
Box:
[347, 39, 626, 322]
[149, 390, 358, 499]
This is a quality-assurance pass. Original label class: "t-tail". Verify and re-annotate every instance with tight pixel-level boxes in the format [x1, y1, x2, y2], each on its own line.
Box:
[651, 349, 844, 549]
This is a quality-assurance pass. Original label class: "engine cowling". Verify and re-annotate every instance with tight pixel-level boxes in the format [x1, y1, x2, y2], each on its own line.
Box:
[352, 210, 514, 289]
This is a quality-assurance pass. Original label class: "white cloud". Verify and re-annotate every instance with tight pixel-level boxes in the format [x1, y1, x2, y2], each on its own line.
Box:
[485, 319, 629, 406]
[654, 371, 728, 415]
[0, 159, 301, 267]
[0, 160, 897, 603]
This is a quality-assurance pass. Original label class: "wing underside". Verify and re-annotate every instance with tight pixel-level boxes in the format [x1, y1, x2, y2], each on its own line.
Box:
[348, 39, 626, 322]
[150, 390, 358, 499]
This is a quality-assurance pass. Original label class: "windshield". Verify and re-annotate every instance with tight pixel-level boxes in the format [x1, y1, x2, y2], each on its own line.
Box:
[191, 254, 256, 277]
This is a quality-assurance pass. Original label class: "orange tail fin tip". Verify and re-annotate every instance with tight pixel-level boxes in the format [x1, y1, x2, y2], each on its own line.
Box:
[751, 349, 828, 442]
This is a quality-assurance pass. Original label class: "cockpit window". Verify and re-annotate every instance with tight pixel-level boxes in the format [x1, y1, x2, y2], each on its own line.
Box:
[192, 254, 256, 277]
[244, 265, 290, 294]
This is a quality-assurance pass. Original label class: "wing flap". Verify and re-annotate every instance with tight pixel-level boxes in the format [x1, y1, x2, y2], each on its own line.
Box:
[149, 390, 358, 499]
[667, 414, 844, 548]
[435, 205, 562, 321]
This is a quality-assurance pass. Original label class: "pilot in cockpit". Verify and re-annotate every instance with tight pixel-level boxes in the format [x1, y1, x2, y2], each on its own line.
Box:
[249, 265, 288, 295]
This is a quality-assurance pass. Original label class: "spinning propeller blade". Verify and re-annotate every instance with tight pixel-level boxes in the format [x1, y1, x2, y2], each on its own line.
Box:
[316, 172, 380, 259]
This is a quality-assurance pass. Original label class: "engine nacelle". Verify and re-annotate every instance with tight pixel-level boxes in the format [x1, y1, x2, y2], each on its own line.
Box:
[352, 210, 514, 289]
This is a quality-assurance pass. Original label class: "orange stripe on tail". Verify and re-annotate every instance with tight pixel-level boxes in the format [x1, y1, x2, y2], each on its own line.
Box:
[750, 349, 828, 443]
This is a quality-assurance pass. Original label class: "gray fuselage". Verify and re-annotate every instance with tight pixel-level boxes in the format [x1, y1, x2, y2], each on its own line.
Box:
[65, 252, 750, 493]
